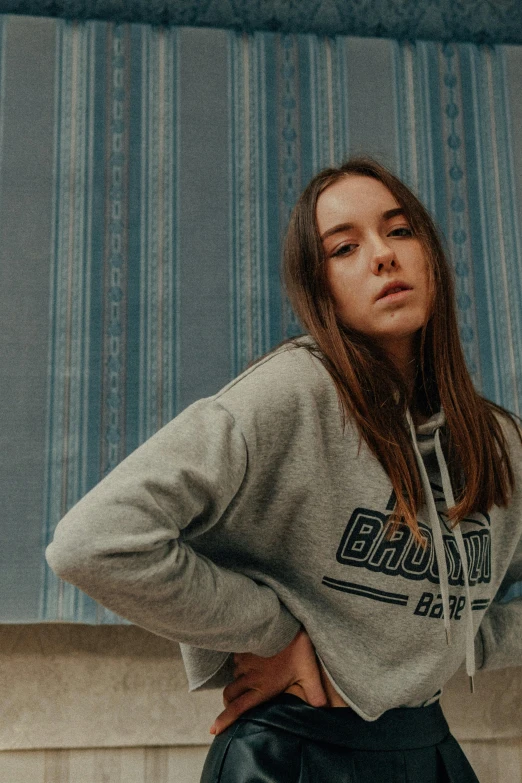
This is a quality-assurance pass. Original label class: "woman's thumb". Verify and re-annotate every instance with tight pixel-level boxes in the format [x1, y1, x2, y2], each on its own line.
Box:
[299, 675, 328, 707]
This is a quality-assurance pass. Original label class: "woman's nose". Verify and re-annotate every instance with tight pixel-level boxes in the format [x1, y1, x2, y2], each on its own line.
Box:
[370, 240, 397, 273]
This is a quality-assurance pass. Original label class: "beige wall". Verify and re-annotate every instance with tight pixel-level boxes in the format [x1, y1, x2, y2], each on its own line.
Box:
[1, 741, 522, 783]
[0, 625, 520, 782]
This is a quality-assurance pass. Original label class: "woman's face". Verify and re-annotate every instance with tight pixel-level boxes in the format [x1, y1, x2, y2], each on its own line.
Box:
[316, 175, 432, 365]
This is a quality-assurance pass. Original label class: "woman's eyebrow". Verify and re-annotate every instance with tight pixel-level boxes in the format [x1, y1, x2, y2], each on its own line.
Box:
[320, 208, 406, 242]
[382, 207, 405, 221]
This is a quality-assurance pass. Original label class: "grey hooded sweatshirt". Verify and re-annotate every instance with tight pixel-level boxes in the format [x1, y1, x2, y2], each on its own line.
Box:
[45, 337, 522, 721]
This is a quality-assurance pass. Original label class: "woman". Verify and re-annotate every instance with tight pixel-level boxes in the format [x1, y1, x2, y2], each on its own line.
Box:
[46, 158, 522, 782]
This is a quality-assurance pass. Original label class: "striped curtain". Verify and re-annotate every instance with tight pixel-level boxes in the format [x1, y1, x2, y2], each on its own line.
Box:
[0, 16, 520, 623]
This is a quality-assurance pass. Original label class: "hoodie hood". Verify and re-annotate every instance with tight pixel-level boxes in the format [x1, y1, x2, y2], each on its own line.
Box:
[406, 406, 476, 693]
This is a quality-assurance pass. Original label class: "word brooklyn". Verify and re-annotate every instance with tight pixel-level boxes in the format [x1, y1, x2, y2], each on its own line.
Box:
[336, 508, 491, 587]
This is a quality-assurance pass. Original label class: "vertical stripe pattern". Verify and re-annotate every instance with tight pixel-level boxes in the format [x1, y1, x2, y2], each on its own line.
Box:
[0, 17, 519, 622]
[102, 25, 129, 477]
[439, 43, 481, 386]
[466, 45, 522, 413]
[394, 40, 522, 413]
[139, 26, 179, 444]
[230, 32, 270, 372]
[230, 32, 350, 371]
[42, 21, 180, 622]
[0, 18, 5, 216]
[277, 34, 303, 339]
[42, 20, 98, 621]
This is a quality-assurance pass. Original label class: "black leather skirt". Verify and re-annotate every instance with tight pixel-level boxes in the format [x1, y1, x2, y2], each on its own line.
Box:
[200, 694, 480, 783]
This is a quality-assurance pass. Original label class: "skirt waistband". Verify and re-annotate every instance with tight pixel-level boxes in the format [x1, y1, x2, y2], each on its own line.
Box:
[237, 694, 450, 752]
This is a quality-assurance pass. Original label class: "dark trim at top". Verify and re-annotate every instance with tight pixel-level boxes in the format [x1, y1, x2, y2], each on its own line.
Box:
[2, 0, 522, 45]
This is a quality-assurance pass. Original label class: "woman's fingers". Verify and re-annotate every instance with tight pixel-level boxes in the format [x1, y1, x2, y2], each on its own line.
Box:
[284, 683, 308, 701]
[297, 673, 329, 707]
[222, 674, 250, 707]
[232, 652, 257, 676]
[210, 689, 264, 736]
[294, 653, 329, 707]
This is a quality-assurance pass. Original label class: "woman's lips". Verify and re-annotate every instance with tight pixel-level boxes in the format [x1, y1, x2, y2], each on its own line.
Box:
[377, 289, 413, 303]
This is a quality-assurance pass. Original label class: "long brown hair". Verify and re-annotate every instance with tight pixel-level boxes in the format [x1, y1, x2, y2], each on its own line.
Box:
[283, 156, 522, 547]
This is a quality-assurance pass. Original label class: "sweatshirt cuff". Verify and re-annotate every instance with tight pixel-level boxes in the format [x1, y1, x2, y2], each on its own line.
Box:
[250, 605, 302, 658]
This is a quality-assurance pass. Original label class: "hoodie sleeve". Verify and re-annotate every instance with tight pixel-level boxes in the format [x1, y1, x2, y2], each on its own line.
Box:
[45, 398, 301, 656]
[474, 533, 522, 671]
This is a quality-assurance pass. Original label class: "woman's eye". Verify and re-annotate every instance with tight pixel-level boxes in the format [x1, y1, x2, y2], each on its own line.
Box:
[389, 227, 413, 237]
[332, 243, 357, 257]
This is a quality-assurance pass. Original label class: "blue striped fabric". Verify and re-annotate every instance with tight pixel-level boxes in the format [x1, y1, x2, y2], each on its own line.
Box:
[393, 41, 522, 405]
[0, 17, 520, 623]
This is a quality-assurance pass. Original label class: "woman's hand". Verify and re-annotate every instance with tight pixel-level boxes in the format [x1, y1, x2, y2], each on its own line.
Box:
[209, 628, 328, 735]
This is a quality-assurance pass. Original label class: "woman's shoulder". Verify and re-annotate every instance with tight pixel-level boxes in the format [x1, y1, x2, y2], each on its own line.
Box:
[212, 335, 337, 419]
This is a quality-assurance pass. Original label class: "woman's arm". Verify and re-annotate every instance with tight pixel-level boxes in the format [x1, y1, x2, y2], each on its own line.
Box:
[45, 398, 300, 656]
[475, 533, 522, 671]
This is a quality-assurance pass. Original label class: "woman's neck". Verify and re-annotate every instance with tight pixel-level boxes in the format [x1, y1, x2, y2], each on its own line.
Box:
[412, 410, 430, 426]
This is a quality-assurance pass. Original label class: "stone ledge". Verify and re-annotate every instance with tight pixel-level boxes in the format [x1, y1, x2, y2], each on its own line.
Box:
[0, 624, 520, 750]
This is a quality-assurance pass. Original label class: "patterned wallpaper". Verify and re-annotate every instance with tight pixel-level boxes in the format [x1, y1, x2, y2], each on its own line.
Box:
[0, 15, 521, 624]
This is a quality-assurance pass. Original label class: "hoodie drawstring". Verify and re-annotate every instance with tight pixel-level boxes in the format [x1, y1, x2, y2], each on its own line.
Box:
[406, 410, 476, 694]
[434, 429, 476, 693]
